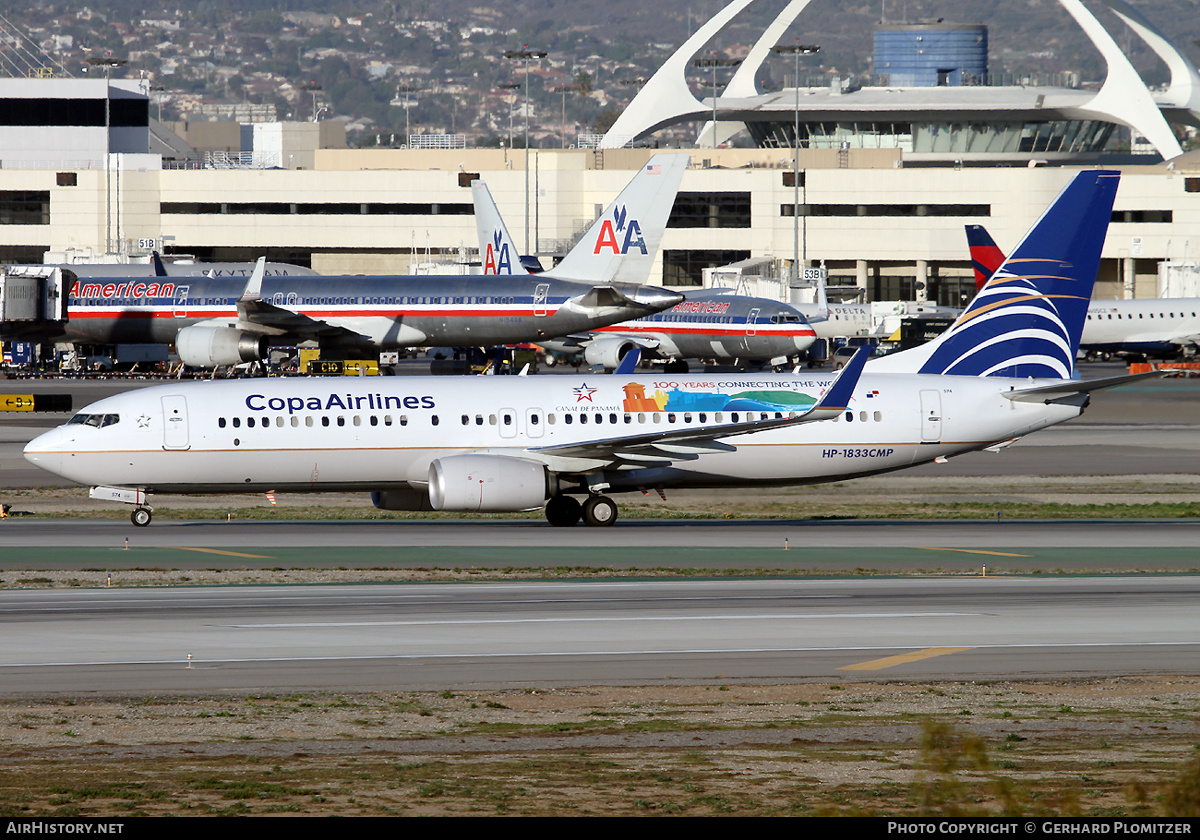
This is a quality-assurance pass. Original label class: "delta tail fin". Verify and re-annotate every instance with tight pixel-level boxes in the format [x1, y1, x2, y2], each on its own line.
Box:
[472, 180, 526, 276]
[548, 153, 688, 286]
[872, 171, 1120, 380]
[965, 224, 1006, 291]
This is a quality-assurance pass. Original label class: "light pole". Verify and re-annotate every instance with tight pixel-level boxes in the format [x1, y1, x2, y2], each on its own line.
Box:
[498, 81, 521, 150]
[87, 54, 127, 255]
[503, 47, 547, 254]
[550, 83, 575, 148]
[691, 54, 741, 150]
[391, 84, 420, 146]
[301, 80, 322, 122]
[771, 42, 820, 276]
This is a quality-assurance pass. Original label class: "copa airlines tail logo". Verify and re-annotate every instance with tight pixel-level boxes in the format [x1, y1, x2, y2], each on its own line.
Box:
[919, 264, 1083, 379]
[593, 204, 647, 256]
[483, 230, 514, 274]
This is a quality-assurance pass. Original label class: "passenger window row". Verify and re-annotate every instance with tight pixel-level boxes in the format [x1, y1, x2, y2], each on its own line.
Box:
[217, 414, 424, 429]
[460, 410, 798, 427]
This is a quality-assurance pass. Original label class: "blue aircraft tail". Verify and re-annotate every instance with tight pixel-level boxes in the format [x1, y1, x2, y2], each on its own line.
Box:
[873, 171, 1119, 380]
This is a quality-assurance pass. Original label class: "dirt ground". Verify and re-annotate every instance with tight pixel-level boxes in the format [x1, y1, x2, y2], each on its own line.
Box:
[2, 677, 1198, 816]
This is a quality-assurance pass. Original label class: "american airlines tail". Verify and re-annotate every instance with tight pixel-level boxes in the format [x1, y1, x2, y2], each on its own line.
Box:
[472, 180, 526, 276]
[965, 224, 1006, 291]
[872, 170, 1120, 380]
[474, 153, 688, 286]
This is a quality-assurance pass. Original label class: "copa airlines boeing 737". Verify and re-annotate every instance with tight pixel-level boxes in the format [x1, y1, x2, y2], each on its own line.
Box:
[967, 223, 1200, 359]
[472, 177, 817, 371]
[26, 171, 1157, 527]
[35, 155, 688, 367]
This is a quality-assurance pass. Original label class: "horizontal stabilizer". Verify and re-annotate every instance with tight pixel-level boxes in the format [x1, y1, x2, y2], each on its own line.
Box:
[1003, 370, 1170, 404]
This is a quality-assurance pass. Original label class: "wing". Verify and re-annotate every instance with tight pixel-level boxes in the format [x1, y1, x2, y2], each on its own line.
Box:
[233, 257, 370, 342]
[527, 345, 869, 470]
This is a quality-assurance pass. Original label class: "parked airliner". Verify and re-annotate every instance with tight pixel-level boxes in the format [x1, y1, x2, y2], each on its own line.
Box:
[473, 178, 817, 371]
[28, 155, 688, 367]
[967, 223, 1200, 359]
[26, 171, 1157, 527]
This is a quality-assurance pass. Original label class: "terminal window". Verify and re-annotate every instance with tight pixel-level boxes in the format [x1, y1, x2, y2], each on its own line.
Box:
[669, 193, 751, 228]
[0, 191, 50, 225]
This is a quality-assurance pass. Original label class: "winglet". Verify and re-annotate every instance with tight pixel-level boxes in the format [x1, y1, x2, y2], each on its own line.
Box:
[809, 345, 870, 418]
[613, 347, 642, 375]
[151, 251, 168, 277]
[239, 257, 267, 302]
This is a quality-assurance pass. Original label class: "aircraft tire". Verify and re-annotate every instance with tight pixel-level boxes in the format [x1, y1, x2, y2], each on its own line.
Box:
[131, 508, 152, 527]
[582, 495, 618, 527]
[545, 494, 583, 527]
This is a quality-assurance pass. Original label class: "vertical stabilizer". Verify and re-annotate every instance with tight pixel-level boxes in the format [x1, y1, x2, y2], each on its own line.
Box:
[472, 181, 525, 276]
[872, 171, 1120, 379]
[965, 224, 1006, 291]
[548, 153, 688, 286]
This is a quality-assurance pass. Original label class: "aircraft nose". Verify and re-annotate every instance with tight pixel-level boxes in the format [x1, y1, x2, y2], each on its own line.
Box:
[627, 284, 684, 311]
[23, 427, 66, 476]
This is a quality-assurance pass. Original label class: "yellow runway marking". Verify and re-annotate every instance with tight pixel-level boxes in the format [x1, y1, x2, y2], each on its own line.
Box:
[917, 547, 1031, 557]
[167, 547, 274, 559]
[839, 647, 975, 671]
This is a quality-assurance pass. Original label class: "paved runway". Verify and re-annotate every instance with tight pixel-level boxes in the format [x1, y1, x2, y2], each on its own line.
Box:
[1, 576, 1196, 694]
[1, 370, 1197, 696]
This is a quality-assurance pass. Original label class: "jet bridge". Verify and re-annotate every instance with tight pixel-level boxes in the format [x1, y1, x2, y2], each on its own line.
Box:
[0, 266, 70, 340]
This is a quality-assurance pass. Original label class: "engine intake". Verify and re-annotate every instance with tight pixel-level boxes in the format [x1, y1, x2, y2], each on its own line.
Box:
[583, 337, 638, 371]
[428, 454, 549, 512]
[175, 325, 268, 367]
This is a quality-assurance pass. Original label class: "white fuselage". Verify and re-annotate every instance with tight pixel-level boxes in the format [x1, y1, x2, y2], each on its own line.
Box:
[1081, 299, 1200, 357]
[25, 372, 1080, 498]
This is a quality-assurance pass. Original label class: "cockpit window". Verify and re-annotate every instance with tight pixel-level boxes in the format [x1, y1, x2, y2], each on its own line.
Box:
[67, 413, 120, 428]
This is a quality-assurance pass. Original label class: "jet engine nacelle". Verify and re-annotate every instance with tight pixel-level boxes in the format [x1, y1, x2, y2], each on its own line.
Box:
[427, 454, 549, 512]
[175, 325, 268, 367]
[583, 337, 639, 371]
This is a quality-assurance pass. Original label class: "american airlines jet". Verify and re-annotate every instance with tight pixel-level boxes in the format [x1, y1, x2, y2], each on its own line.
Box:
[22, 155, 689, 367]
[967, 223, 1200, 360]
[472, 178, 817, 371]
[26, 171, 1157, 528]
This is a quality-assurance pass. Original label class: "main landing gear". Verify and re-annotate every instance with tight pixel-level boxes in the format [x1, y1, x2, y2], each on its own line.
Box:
[544, 494, 618, 527]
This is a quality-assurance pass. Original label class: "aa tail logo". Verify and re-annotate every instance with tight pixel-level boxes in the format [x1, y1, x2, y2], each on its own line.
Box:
[593, 204, 647, 255]
[484, 230, 514, 274]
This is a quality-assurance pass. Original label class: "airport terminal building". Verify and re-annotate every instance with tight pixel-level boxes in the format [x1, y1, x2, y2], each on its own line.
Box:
[0, 0, 1199, 309]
